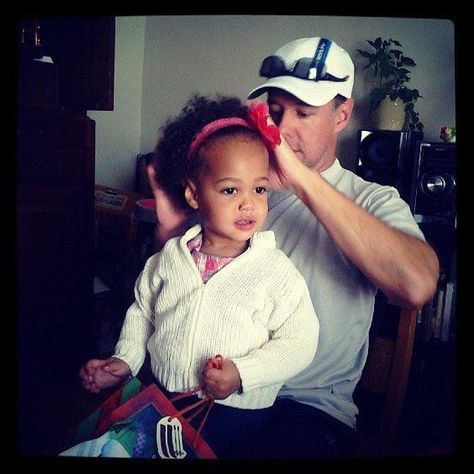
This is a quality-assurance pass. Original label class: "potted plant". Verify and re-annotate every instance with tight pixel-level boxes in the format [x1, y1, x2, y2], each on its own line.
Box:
[357, 37, 424, 132]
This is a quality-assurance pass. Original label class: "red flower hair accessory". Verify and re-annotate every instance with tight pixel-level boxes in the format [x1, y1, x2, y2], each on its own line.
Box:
[247, 101, 281, 151]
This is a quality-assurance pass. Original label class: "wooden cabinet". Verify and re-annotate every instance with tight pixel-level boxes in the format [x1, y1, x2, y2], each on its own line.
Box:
[17, 108, 96, 380]
[19, 17, 115, 113]
[16, 17, 115, 455]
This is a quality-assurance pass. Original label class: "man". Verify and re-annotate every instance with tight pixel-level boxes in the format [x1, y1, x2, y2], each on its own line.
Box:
[148, 37, 439, 458]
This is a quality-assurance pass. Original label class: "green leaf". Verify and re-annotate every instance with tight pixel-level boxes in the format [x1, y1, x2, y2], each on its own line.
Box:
[401, 57, 416, 67]
[390, 49, 403, 59]
[388, 91, 399, 101]
[357, 49, 373, 59]
[398, 68, 411, 76]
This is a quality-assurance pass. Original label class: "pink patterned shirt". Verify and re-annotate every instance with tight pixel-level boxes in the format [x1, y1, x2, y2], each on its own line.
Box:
[187, 233, 235, 283]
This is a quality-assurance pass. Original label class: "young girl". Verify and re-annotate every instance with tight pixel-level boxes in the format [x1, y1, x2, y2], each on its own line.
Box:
[79, 95, 319, 457]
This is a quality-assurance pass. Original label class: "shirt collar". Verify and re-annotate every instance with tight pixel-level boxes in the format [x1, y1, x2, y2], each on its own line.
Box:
[320, 157, 343, 184]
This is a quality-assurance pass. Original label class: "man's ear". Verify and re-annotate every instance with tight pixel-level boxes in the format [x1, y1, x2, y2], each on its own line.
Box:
[184, 180, 199, 210]
[335, 98, 354, 132]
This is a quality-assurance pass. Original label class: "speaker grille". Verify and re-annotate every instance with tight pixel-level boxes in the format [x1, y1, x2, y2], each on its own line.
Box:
[413, 142, 456, 227]
[356, 130, 423, 208]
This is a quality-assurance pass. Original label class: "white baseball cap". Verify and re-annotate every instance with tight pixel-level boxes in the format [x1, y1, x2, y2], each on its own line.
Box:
[248, 37, 354, 106]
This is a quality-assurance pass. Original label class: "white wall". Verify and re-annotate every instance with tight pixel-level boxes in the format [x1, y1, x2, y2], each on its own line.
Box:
[88, 16, 146, 191]
[92, 15, 456, 190]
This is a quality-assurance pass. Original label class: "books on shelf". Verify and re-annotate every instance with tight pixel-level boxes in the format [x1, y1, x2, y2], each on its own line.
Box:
[417, 277, 456, 342]
[440, 281, 455, 342]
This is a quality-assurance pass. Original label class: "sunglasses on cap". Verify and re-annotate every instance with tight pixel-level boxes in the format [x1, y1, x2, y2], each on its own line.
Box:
[259, 38, 349, 83]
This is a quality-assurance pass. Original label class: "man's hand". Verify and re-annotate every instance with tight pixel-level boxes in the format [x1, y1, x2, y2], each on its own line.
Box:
[146, 163, 192, 249]
[264, 115, 307, 192]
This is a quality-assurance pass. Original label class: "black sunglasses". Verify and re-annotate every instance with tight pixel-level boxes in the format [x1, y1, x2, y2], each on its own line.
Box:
[259, 38, 349, 83]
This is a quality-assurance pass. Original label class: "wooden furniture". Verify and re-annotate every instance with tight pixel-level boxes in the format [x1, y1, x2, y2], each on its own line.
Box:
[17, 106, 96, 378]
[16, 17, 115, 455]
[354, 297, 419, 453]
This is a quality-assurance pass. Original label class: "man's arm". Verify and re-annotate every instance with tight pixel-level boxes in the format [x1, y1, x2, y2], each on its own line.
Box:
[272, 138, 440, 309]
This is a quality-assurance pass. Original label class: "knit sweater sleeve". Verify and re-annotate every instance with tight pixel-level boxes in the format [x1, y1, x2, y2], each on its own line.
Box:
[232, 255, 319, 393]
[112, 254, 163, 376]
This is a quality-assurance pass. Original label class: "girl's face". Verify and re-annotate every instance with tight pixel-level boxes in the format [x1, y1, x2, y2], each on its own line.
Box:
[185, 135, 269, 256]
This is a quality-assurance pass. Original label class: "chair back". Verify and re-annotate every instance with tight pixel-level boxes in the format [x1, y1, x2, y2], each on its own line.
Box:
[354, 293, 419, 449]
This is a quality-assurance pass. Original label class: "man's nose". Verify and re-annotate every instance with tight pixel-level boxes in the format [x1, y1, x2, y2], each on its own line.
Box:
[278, 111, 295, 142]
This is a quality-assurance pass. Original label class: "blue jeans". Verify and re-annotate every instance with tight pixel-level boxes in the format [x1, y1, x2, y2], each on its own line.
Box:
[195, 402, 268, 458]
[221, 398, 357, 459]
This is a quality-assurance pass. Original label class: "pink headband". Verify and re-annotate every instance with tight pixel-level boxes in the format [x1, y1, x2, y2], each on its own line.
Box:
[186, 102, 281, 165]
[187, 117, 251, 160]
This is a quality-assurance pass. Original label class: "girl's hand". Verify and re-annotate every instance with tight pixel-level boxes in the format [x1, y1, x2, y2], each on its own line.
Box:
[201, 356, 241, 400]
[79, 358, 105, 391]
[79, 357, 131, 393]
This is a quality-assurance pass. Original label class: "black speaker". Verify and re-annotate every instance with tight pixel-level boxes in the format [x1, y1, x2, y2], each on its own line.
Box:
[412, 142, 456, 228]
[356, 130, 423, 208]
[412, 142, 456, 271]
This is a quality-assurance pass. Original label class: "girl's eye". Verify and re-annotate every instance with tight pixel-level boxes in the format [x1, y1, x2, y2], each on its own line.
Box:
[222, 187, 237, 195]
[296, 110, 309, 118]
[255, 187, 267, 194]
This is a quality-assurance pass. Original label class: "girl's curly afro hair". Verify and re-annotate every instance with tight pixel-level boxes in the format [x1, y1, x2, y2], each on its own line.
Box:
[152, 94, 260, 211]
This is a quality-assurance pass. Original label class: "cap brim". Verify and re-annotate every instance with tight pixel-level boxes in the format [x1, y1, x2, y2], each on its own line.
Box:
[248, 76, 351, 106]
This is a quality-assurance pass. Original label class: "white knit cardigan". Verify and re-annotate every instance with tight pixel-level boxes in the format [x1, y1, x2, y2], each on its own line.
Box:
[113, 224, 319, 409]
